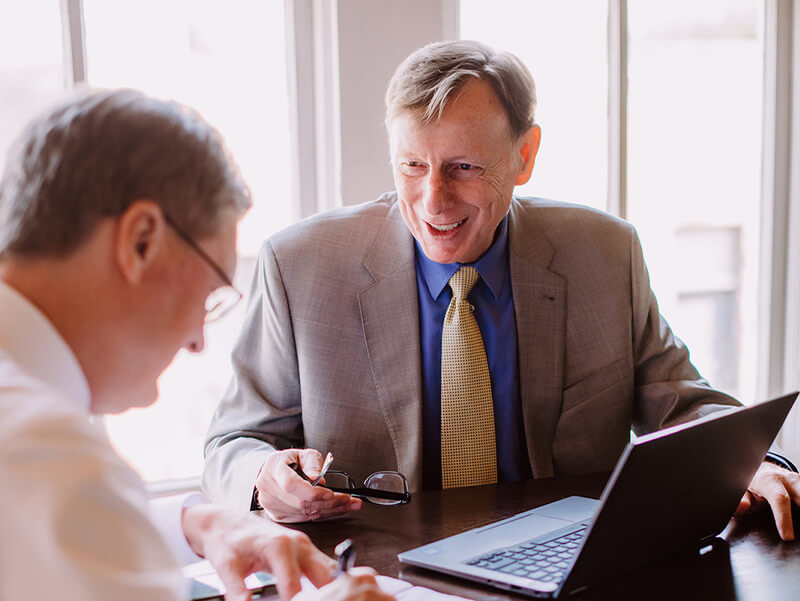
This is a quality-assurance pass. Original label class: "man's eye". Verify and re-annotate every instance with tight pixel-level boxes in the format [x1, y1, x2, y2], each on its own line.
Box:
[400, 162, 426, 175]
[449, 163, 482, 179]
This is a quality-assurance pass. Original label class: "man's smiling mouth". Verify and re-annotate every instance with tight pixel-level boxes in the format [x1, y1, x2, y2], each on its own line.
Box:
[426, 219, 466, 232]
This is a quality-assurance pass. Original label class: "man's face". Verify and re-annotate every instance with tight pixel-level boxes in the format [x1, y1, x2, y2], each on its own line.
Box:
[389, 78, 538, 264]
[105, 211, 240, 414]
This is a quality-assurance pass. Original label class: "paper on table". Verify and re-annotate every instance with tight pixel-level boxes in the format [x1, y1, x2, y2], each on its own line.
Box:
[300, 575, 471, 601]
[393, 583, 472, 601]
[183, 563, 468, 601]
[375, 575, 414, 596]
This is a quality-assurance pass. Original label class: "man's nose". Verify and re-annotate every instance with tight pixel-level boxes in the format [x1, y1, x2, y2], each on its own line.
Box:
[422, 170, 450, 215]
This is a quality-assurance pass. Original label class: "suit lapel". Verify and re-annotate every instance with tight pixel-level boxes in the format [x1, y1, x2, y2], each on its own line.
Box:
[508, 199, 567, 479]
[358, 202, 424, 490]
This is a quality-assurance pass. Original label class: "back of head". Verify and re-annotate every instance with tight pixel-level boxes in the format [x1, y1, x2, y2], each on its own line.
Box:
[0, 88, 251, 260]
[385, 40, 537, 139]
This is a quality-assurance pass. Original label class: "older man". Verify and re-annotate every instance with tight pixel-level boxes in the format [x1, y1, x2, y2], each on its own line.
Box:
[203, 41, 800, 538]
[0, 89, 392, 601]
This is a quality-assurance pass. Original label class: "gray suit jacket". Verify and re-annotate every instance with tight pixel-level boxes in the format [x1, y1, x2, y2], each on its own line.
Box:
[202, 194, 739, 509]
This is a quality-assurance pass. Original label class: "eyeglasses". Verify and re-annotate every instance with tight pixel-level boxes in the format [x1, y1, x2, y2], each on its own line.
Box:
[289, 462, 411, 505]
[163, 212, 243, 323]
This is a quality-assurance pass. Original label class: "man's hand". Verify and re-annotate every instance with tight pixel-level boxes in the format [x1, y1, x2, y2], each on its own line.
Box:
[255, 448, 361, 523]
[293, 567, 396, 601]
[736, 461, 800, 541]
[182, 503, 336, 601]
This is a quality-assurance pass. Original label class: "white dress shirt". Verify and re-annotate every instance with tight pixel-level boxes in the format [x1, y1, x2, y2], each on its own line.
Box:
[0, 280, 200, 600]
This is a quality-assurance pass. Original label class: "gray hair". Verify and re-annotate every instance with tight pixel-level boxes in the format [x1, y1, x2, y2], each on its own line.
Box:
[0, 88, 251, 259]
[385, 40, 536, 138]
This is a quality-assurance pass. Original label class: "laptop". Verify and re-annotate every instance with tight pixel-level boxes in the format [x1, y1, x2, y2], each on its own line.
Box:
[398, 392, 798, 598]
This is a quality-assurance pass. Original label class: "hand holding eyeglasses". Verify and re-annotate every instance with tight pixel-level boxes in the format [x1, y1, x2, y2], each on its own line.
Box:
[254, 448, 361, 523]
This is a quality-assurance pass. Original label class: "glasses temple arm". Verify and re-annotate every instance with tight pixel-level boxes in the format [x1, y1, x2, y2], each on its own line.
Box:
[323, 485, 410, 502]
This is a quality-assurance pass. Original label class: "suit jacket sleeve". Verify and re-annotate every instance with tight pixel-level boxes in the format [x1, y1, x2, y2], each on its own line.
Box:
[628, 226, 741, 433]
[202, 241, 303, 509]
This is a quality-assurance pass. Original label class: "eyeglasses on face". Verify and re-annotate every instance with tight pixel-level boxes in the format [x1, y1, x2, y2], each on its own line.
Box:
[162, 211, 242, 323]
[289, 462, 411, 505]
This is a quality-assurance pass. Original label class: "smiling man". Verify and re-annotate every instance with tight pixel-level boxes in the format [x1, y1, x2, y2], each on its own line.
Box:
[203, 41, 800, 539]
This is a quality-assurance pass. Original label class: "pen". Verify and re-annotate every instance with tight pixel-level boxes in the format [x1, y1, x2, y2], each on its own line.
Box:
[334, 539, 355, 576]
[288, 451, 334, 486]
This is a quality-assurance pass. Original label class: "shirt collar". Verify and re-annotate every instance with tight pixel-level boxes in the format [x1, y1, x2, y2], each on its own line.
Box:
[415, 214, 510, 301]
[0, 280, 91, 412]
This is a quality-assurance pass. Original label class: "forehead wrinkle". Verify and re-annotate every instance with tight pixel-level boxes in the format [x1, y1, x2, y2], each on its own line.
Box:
[389, 79, 516, 170]
[391, 115, 512, 167]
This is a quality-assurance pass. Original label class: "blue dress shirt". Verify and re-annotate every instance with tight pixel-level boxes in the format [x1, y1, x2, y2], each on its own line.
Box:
[415, 215, 531, 489]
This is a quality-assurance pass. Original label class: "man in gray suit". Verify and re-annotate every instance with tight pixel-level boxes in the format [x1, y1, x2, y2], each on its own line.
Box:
[203, 41, 800, 538]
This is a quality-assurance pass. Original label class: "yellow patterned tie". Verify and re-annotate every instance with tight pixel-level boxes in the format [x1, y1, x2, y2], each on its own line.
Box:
[441, 266, 497, 488]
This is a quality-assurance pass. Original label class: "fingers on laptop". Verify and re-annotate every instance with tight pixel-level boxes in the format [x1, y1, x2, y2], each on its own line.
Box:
[735, 490, 756, 516]
[746, 462, 800, 541]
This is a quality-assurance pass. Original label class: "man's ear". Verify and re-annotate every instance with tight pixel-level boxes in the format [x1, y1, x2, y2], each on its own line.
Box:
[114, 200, 167, 284]
[515, 124, 541, 186]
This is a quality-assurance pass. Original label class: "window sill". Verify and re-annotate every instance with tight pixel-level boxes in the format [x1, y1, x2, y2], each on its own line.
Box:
[147, 476, 202, 499]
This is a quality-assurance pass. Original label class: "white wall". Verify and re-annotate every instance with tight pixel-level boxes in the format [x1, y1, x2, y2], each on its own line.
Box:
[336, 0, 455, 204]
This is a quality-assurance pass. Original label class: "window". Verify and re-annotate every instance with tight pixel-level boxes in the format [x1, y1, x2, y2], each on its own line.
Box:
[460, 0, 609, 209]
[626, 0, 764, 401]
[3, 0, 799, 478]
[0, 0, 65, 170]
[461, 0, 764, 402]
[82, 0, 293, 481]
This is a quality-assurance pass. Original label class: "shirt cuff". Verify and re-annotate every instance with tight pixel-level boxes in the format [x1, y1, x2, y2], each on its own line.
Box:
[149, 492, 207, 566]
[765, 451, 798, 472]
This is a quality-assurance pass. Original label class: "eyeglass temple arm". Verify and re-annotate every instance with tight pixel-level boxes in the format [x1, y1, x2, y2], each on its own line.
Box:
[324, 485, 410, 502]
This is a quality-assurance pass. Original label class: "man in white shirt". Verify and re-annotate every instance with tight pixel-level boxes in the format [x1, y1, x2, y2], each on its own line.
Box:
[0, 89, 392, 601]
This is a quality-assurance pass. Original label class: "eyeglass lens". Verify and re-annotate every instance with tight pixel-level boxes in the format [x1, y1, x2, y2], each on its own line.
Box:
[364, 471, 407, 506]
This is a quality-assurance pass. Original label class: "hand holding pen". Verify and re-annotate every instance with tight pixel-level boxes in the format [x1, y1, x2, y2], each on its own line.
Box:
[335, 539, 356, 576]
[291, 539, 396, 601]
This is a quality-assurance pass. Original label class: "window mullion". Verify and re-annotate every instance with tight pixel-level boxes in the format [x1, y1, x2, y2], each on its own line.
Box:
[59, 0, 87, 86]
[778, 0, 800, 455]
[758, 0, 793, 400]
[607, 0, 627, 219]
[285, 0, 342, 217]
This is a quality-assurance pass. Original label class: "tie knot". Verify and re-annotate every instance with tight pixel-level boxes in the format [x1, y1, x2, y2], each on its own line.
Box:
[448, 266, 480, 300]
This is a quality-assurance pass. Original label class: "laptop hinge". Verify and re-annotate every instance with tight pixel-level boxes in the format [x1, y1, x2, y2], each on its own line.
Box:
[700, 532, 721, 544]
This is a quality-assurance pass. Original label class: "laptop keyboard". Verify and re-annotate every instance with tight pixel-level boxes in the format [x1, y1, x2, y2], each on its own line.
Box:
[465, 526, 587, 584]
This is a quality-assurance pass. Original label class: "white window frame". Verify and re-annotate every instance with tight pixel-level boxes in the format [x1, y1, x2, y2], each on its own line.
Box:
[759, 0, 793, 401]
[775, 0, 800, 454]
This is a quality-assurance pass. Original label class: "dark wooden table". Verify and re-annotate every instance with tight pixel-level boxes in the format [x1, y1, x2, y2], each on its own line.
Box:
[280, 473, 800, 600]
